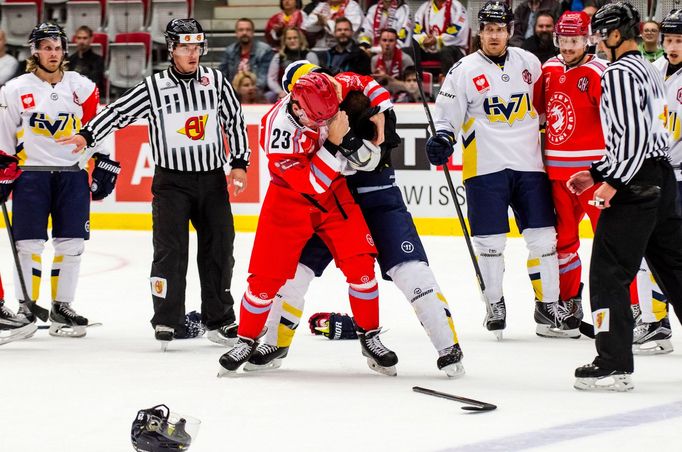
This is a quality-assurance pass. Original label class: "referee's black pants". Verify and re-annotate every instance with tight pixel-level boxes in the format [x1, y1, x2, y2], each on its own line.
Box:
[590, 159, 682, 372]
[150, 167, 236, 331]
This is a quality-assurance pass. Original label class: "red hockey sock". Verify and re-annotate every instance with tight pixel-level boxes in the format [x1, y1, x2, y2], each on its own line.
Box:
[348, 279, 379, 331]
[237, 289, 273, 339]
[558, 252, 582, 301]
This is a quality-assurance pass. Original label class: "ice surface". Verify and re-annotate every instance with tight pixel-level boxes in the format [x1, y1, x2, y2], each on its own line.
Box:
[1, 231, 681, 451]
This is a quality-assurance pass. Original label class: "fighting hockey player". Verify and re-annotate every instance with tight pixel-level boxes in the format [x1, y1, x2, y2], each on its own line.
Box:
[218, 73, 399, 376]
[0, 23, 116, 338]
[426, 1, 579, 340]
[245, 71, 464, 377]
[61, 19, 249, 351]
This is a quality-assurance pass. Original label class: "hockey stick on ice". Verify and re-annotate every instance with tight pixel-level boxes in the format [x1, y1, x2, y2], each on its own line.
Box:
[410, 40, 485, 296]
[413, 386, 497, 412]
[1, 202, 49, 322]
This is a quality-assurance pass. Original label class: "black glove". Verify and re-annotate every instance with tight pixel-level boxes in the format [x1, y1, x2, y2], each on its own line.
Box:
[90, 154, 121, 201]
[174, 311, 206, 339]
[425, 130, 456, 166]
[308, 312, 358, 340]
[0, 151, 21, 204]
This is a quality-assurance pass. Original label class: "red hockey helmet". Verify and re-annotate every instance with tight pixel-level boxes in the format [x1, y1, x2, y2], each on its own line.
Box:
[555, 11, 591, 36]
[291, 73, 339, 124]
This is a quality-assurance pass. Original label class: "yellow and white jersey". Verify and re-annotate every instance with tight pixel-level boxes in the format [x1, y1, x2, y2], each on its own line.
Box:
[0, 71, 98, 167]
[653, 56, 682, 181]
[434, 47, 544, 180]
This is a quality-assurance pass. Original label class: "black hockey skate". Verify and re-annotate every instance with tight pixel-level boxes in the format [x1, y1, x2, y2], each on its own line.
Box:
[437, 343, 465, 378]
[633, 316, 673, 355]
[207, 322, 238, 347]
[16, 300, 37, 324]
[563, 283, 584, 320]
[574, 363, 633, 392]
[49, 302, 88, 338]
[244, 344, 289, 371]
[534, 301, 581, 339]
[358, 327, 398, 376]
[484, 298, 506, 340]
[155, 325, 174, 352]
[217, 337, 257, 376]
[0, 301, 37, 346]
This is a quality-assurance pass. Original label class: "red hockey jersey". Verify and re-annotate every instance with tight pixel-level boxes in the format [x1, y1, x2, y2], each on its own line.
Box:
[539, 55, 608, 180]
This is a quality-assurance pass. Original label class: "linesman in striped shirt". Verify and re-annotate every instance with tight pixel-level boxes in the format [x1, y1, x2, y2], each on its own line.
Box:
[61, 19, 251, 350]
[567, 2, 682, 391]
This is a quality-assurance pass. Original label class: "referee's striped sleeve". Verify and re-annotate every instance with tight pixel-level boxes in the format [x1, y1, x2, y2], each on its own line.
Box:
[81, 81, 151, 148]
[593, 68, 648, 188]
[217, 70, 250, 170]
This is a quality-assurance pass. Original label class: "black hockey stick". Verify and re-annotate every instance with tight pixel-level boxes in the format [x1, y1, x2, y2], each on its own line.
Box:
[413, 386, 497, 412]
[19, 164, 80, 172]
[1, 202, 49, 322]
[579, 320, 595, 338]
[410, 39, 485, 295]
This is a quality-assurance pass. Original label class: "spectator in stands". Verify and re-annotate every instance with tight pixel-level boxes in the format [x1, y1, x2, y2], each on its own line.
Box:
[0, 31, 19, 87]
[371, 28, 415, 93]
[582, 5, 597, 17]
[413, 0, 470, 75]
[302, 0, 364, 51]
[265, 0, 306, 50]
[219, 18, 274, 94]
[267, 28, 319, 99]
[359, 0, 412, 53]
[317, 17, 371, 74]
[67, 26, 105, 95]
[510, 0, 560, 47]
[639, 20, 664, 62]
[521, 10, 557, 63]
[392, 67, 432, 103]
[233, 71, 268, 104]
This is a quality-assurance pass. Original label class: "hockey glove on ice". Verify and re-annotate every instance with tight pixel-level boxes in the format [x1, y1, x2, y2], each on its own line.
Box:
[425, 130, 456, 166]
[174, 311, 206, 339]
[308, 312, 358, 340]
[90, 153, 121, 201]
[0, 150, 22, 203]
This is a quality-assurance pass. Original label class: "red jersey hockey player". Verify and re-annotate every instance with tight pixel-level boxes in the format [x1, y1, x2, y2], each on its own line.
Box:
[218, 73, 398, 376]
[540, 12, 671, 353]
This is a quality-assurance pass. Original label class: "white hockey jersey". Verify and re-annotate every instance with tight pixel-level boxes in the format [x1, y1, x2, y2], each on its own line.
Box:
[652, 56, 682, 181]
[359, 2, 412, 49]
[434, 47, 544, 180]
[413, 0, 469, 51]
[0, 71, 99, 167]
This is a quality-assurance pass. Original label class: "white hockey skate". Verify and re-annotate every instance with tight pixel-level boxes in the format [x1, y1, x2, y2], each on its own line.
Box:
[574, 363, 634, 392]
[0, 301, 38, 346]
[155, 325, 174, 352]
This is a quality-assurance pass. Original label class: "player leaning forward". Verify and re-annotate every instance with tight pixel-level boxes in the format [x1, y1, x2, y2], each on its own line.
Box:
[218, 73, 399, 376]
[62, 19, 250, 348]
[426, 1, 579, 339]
[0, 23, 117, 338]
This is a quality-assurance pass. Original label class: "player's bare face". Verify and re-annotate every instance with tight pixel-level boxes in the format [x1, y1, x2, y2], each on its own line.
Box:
[173, 44, 201, 73]
[557, 35, 588, 66]
[663, 35, 682, 65]
[36, 39, 64, 72]
[480, 23, 508, 57]
[291, 101, 319, 128]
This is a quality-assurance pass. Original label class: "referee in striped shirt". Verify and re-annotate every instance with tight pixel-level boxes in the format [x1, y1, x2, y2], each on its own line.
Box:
[567, 2, 682, 391]
[62, 19, 250, 348]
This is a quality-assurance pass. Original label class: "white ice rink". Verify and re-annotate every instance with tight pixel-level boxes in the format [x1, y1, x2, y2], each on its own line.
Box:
[1, 231, 682, 452]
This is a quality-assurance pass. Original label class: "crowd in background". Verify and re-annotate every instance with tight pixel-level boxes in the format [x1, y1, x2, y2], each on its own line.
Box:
[0, 0, 668, 103]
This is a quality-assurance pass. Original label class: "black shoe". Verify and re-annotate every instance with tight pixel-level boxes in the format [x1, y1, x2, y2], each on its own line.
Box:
[484, 297, 506, 340]
[563, 283, 584, 320]
[574, 363, 633, 392]
[358, 327, 398, 376]
[0, 300, 37, 345]
[218, 337, 257, 375]
[436, 343, 465, 377]
[535, 301, 580, 338]
[49, 302, 88, 338]
[244, 344, 289, 371]
[207, 322, 237, 346]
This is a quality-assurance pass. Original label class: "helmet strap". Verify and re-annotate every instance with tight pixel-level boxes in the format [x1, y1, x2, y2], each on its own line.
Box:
[565, 51, 587, 68]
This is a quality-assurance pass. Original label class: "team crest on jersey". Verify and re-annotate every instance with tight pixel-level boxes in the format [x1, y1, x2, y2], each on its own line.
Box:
[200, 76, 210, 86]
[593, 308, 609, 333]
[559, 74, 566, 84]
[20, 94, 36, 110]
[473, 74, 490, 93]
[546, 92, 576, 145]
[73, 92, 81, 106]
[177, 114, 208, 140]
[483, 93, 537, 126]
[150, 277, 167, 299]
[677, 87, 682, 104]
[29, 113, 82, 139]
[522, 69, 532, 84]
[577, 77, 589, 92]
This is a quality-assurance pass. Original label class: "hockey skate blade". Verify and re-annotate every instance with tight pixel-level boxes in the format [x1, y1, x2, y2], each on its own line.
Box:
[159, 341, 170, 352]
[0, 322, 38, 346]
[366, 358, 397, 376]
[574, 375, 634, 392]
[217, 366, 239, 378]
[536, 324, 580, 339]
[48, 323, 87, 338]
[633, 339, 674, 355]
[412, 386, 497, 412]
[243, 359, 283, 372]
[39, 322, 102, 330]
[492, 330, 503, 341]
[441, 362, 465, 378]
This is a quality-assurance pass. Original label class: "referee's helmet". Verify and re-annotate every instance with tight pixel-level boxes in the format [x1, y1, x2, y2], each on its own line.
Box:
[165, 19, 208, 55]
[591, 2, 640, 41]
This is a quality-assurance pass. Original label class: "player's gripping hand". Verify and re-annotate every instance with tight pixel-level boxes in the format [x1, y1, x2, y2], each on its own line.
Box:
[0, 150, 22, 203]
[327, 111, 349, 145]
[90, 154, 121, 201]
[425, 130, 456, 166]
[57, 134, 87, 153]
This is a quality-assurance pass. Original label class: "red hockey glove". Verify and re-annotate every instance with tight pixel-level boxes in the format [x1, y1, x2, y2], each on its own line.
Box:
[0, 150, 22, 203]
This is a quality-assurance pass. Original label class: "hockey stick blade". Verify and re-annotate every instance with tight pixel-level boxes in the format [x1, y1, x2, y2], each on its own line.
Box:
[579, 320, 595, 339]
[24, 300, 49, 322]
[412, 386, 497, 412]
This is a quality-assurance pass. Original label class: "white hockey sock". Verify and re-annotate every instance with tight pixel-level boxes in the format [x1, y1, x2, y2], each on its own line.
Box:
[51, 238, 84, 303]
[636, 260, 668, 323]
[472, 234, 506, 304]
[523, 227, 560, 303]
[388, 261, 459, 352]
[14, 239, 45, 301]
[262, 263, 314, 347]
